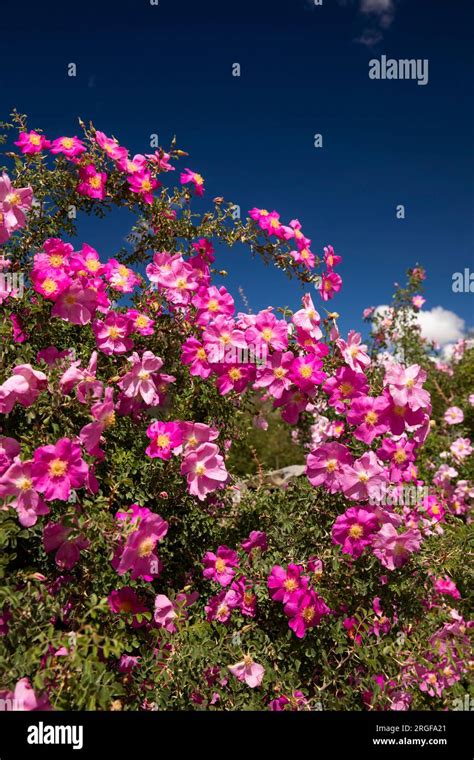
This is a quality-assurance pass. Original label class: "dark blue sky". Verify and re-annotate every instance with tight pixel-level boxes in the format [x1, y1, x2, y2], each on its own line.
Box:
[1, 0, 473, 338]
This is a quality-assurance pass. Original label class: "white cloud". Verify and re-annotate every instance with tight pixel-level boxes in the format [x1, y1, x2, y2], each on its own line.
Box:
[360, 0, 394, 15]
[352, 0, 398, 46]
[355, 29, 384, 46]
[373, 304, 391, 318]
[372, 304, 467, 351]
[416, 307, 466, 346]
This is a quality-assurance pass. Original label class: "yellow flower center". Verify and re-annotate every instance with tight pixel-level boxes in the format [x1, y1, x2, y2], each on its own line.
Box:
[49, 254, 64, 268]
[30, 134, 41, 145]
[394, 449, 407, 464]
[340, 382, 353, 396]
[103, 411, 115, 428]
[108, 326, 121, 339]
[141, 179, 152, 192]
[42, 278, 58, 295]
[299, 365, 312, 378]
[138, 370, 150, 380]
[196, 348, 207, 360]
[5, 192, 21, 206]
[215, 558, 226, 573]
[394, 542, 406, 555]
[86, 259, 101, 272]
[17, 477, 33, 491]
[302, 606, 315, 623]
[207, 298, 219, 311]
[48, 458, 68, 478]
[349, 524, 364, 539]
[156, 434, 170, 449]
[229, 368, 242, 381]
[358, 472, 369, 483]
[365, 411, 378, 425]
[136, 315, 148, 328]
[62, 137, 74, 149]
[195, 463, 206, 475]
[326, 459, 338, 473]
[89, 176, 102, 189]
[273, 367, 286, 378]
[261, 328, 274, 342]
[137, 537, 155, 557]
[283, 578, 297, 592]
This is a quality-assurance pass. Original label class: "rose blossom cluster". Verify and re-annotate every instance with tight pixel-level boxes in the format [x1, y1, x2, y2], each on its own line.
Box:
[29, 236, 151, 335]
[202, 541, 262, 624]
[179, 289, 332, 425]
[145, 421, 229, 501]
[111, 504, 168, 581]
[305, 361, 436, 569]
[268, 562, 330, 639]
[1, 122, 472, 709]
[0, 436, 93, 528]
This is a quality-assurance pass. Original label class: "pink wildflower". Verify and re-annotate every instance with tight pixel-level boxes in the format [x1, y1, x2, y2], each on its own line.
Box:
[180, 168, 205, 196]
[15, 131, 51, 154]
[289, 354, 326, 391]
[319, 270, 342, 301]
[268, 564, 308, 603]
[341, 451, 388, 502]
[444, 406, 464, 425]
[31, 438, 88, 502]
[284, 589, 330, 638]
[337, 330, 371, 373]
[332, 507, 379, 558]
[92, 312, 133, 355]
[180, 442, 228, 500]
[145, 421, 183, 460]
[228, 656, 264, 688]
[306, 442, 354, 493]
[203, 546, 239, 586]
[114, 512, 168, 581]
[372, 524, 422, 570]
[50, 136, 86, 159]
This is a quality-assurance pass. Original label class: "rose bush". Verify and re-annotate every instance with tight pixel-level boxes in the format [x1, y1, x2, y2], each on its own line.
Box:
[0, 112, 472, 711]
